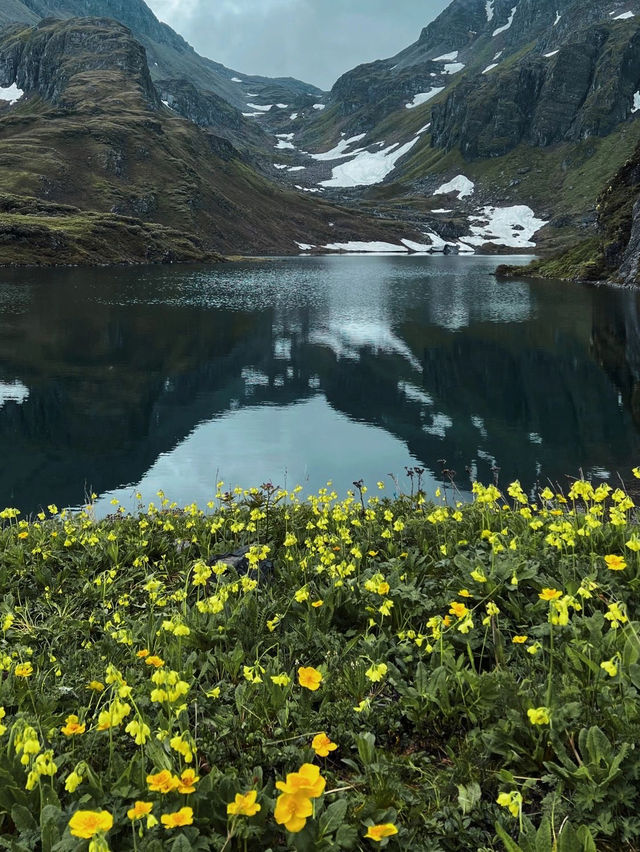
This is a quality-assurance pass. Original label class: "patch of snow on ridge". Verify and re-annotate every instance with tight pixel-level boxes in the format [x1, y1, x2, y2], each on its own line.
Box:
[554, 10, 561, 25]
[544, 50, 559, 57]
[276, 133, 294, 140]
[483, 63, 499, 73]
[231, 77, 242, 83]
[434, 175, 475, 199]
[288, 166, 306, 172]
[313, 103, 326, 110]
[632, 91, 640, 112]
[406, 87, 444, 109]
[434, 51, 458, 61]
[290, 112, 298, 120]
[276, 103, 288, 108]
[486, 0, 494, 21]
[310, 134, 366, 161]
[319, 137, 420, 188]
[444, 63, 465, 74]
[614, 11, 635, 19]
[323, 241, 408, 253]
[275, 140, 295, 150]
[464, 205, 547, 248]
[246, 103, 273, 112]
[296, 242, 313, 251]
[0, 84, 23, 105]
[493, 5, 517, 36]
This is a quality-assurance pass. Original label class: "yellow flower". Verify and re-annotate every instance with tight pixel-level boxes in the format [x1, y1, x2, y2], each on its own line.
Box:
[604, 554, 626, 571]
[275, 763, 326, 799]
[497, 791, 522, 818]
[298, 666, 323, 691]
[512, 636, 528, 644]
[365, 663, 388, 683]
[61, 715, 86, 736]
[527, 706, 551, 725]
[87, 681, 105, 692]
[136, 649, 150, 658]
[146, 769, 180, 794]
[538, 588, 562, 601]
[65, 769, 84, 792]
[161, 807, 193, 830]
[177, 768, 199, 794]
[68, 810, 113, 839]
[470, 569, 487, 583]
[600, 658, 618, 677]
[145, 655, 165, 668]
[311, 733, 338, 757]
[294, 587, 310, 602]
[449, 601, 469, 619]
[365, 823, 398, 841]
[14, 662, 33, 678]
[127, 802, 153, 821]
[311, 600, 324, 608]
[274, 792, 313, 833]
[227, 790, 261, 817]
[270, 674, 291, 687]
[625, 535, 640, 552]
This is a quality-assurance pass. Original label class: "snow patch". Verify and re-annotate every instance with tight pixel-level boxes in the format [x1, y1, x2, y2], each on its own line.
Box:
[544, 50, 559, 57]
[246, 103, 273, 112]
[417, 123, 432, 134]
[613, 11, 635, 19]
[276, 133, 294, 140]
[161, 99, 174, 109]
[431, 208, 452, 213]
[463, 205, 547, 248]
[486, 0, 494, 21]
[434, 175, 475, 199]
[323, 241, 408, 253]
[231, 77, 242, 83]
[434, 51, 459, 61]
[310, 134, 366, 161]
[296, 242, 313, 251]
[313, 103, 326, 110]
[275, 139, 296, 150]
[0, 84, 23, 105]
[554, 10, 561, 25]
[242, 112, 265, 117]
[405, 87, 444, 109]
[319, 137, 420, 188]
[290, 112, 298, 120]
[276, 103, 288, 108]
[288, 166, 306, 172]
[273, 164, 288, 169]
[0, 381, 29, 406]
[493, 5, 517, 36]
[482, 63, 499, 73]
[444, 62, 465, 74]
[632, 91, 640, 112]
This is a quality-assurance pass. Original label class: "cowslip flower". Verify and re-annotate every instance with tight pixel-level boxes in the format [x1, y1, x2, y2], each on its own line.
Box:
[365, 823, 398, 841]
[600, 657, 618, 677]
[271, 674, 291, 687]
[61, 715, 86, 736]
[68, 810, 113, 839]
[512, 636, 528, 644]
[161, 807, 193, 830]
[497, 791, 522, 817]
[298, 666, 323, 691]
[604, 554, 626, 571]
[227, 790, 261, 817]
[365, 663, 388, 683]
[311, 733, 338, 757]
[527, 706, 551, 725]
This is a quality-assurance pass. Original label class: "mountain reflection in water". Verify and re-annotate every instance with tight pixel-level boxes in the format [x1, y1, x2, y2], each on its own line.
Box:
[0, 255, 639, 515]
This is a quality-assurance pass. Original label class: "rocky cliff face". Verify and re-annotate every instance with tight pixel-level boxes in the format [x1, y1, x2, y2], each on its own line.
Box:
[0, 17, 159, 107]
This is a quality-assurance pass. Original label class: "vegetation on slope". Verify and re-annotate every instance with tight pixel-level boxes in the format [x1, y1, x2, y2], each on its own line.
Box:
[0, 475, 640, 849]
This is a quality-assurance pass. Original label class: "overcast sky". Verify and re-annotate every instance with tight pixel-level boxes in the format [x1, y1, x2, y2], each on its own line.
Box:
[146, 0, 451, 90]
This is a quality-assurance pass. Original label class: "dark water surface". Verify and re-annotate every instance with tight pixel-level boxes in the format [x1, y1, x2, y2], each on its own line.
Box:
[1, 254, 640, 514]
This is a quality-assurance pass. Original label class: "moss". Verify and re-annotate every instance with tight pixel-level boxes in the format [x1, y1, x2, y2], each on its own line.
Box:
[497, 238, 604, 281]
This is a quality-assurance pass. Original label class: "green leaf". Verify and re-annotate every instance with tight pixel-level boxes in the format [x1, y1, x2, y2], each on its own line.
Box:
[576, 825, 597, 852]
[335, 823, 358, 848]
[415, 661, 429, 695]
[10, 805, 37, 833]
[457, 782, 481, 815]
[495, 822, 524, 852]
[533, 816, 553, 852]
[318, 799, 348, 837]
[171, 836, 193, 852]
[356, 732, 376, 766]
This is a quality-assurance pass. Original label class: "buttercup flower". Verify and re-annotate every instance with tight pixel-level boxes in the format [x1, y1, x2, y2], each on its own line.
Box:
[147, 769, 180, 793]
[365, 823, 398, 841]
[227, 790, 261, 816]
[276, 763, 326, 799]
[61, 715, 86, 736]
[161, 807, 193, 829]
[311, 732, 338, 757]
[68, 810, 113, 839]
[604, 554, 626, 571]
[177, 768, 200, 794]
[274, 792, 313, 833]
[14, 662, 33, 678]
[298, 666, 323, 691]
[127, 802, 153, 821]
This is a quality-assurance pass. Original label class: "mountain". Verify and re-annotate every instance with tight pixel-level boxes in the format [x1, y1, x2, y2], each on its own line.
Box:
[0, 16, 425, 265]
[274, 0, 640, 257]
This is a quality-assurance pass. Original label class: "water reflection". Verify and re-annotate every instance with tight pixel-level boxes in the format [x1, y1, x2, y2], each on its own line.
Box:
[0, 255, 638, 514]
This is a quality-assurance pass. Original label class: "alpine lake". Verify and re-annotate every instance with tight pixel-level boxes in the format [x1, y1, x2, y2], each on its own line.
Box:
[1, 253, 639, 516]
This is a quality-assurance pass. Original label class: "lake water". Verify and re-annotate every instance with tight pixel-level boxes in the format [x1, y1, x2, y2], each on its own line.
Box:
[1, 254, 640, 515]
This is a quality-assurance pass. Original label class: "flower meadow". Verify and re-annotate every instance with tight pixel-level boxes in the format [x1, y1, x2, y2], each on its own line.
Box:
[1, 474, 640, 851]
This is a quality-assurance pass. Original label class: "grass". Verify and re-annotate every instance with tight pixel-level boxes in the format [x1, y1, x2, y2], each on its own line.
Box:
[1, 474, 640, 850]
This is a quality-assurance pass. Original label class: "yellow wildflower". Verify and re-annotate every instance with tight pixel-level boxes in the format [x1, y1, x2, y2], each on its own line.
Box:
[227, 790, 261, 817]
[68, 810, 113, 839]
[161, 807, 193, 830]
[365, 823, 398, 841]
[311, 733, 338, 757]
[298, 666, 323, 691]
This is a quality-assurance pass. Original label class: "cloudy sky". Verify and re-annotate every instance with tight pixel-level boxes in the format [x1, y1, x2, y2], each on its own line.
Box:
[146, 0, 450, 90]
